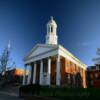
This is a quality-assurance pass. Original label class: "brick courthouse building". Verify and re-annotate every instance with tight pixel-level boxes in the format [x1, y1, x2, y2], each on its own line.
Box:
[23, 17, 87, 88]
[87, 65, 100, 88]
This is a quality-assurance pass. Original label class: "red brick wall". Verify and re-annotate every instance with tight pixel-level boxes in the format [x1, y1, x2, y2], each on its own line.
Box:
[89, 71, 100, 88]
[51, 60, 56, 85]
[62, 58, 87, 88]
[61, 58, 65, 85]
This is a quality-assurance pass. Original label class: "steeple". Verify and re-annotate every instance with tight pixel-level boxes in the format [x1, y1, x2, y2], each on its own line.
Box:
[46, 16, 58, 45]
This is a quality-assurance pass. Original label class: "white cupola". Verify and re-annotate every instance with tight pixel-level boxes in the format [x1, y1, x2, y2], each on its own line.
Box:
[46, 16, 58, 45]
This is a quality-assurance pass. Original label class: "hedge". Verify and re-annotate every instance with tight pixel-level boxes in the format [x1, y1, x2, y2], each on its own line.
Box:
[19, 84, 100, 99]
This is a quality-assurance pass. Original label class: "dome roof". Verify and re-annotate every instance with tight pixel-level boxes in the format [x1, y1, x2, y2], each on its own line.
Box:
[47, 16, 57, 27]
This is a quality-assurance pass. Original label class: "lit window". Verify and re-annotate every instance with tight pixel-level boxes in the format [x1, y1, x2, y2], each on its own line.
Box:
[95, 73, 98, 78]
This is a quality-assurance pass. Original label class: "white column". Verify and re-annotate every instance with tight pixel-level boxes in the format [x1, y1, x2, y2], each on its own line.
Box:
[23, 65, 27, 85]
[33, 62, 36, 84]
[40, 60, 43, 85]
[47, 58, 51, 85]
[56, 55, 61, 86]
[27, 66, 31, 85]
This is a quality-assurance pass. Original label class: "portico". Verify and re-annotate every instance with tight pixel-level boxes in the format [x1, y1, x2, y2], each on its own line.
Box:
[23, 52, 61, 86]
[23, 17, 87, 88]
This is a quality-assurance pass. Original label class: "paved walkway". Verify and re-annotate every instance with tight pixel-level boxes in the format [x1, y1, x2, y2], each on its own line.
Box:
[0, 91, 60, 100]
[0, 91, 23, 100]
[0, 85, 22, 100]
[0, 86, 60, 100]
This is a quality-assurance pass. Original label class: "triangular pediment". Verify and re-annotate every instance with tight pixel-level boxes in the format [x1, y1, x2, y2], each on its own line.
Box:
[24, 44, 58, 60]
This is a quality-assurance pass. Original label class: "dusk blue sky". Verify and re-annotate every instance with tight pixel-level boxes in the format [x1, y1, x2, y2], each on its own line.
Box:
[0, 0, 100, 69]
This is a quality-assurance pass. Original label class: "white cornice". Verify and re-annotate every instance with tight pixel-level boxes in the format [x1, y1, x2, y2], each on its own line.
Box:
[24, 49, 58, 64]
[23, 43, 87, 69]
[58, 45, 87, 69]
[23, 44, 58, 61]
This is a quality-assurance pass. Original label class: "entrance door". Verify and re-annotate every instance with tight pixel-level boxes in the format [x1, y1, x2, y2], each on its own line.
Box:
[36, 63, 40, 84]
[51, 60, 56, 85]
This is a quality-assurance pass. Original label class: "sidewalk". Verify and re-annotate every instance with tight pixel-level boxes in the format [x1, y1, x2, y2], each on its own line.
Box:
[0, 91, 18, 97]
[0, 85, 19, 97]
[0, 85, 61, 100]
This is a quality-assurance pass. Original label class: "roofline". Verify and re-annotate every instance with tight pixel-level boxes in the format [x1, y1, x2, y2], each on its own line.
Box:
[23, 44, 58, 61]
[58, 45, 87, 67]
[23, 43, 87, 68]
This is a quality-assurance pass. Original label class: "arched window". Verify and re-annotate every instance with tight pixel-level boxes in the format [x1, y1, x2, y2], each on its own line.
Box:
[51, 26, 53, 32]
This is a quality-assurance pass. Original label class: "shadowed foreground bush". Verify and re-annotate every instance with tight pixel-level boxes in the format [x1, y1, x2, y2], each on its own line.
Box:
[19, 84, 100, 99]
